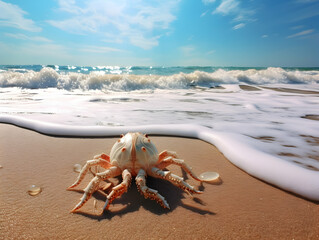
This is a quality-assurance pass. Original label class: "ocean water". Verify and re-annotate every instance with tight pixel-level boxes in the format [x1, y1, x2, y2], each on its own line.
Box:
[1, 65, 319, 200]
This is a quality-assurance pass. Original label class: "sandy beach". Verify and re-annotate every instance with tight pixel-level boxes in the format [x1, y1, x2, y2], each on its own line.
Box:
[0, 124, 318, 239]
[1, 0, 318, 238]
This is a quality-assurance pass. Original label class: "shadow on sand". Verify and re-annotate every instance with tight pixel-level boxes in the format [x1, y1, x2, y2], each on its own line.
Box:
[72, 175, 216, 221]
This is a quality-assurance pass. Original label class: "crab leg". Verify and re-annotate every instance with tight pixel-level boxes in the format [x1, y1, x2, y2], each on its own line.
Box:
[135, 169, 170, 209]
[149, 167, 202, 194]
[158, 150, 178, 161]
[101, 169, 132, 213]
[70, 166, 121, 213]
[156, 156, 202, 181]
[93, 153, 110, 161]
[68, 157, 112, 189]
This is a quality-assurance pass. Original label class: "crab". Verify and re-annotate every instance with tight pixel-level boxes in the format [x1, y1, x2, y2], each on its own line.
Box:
[68, 132, 207, 214]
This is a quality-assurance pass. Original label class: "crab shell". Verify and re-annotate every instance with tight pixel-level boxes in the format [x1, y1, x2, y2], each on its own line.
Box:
[110, 133, 158, 175]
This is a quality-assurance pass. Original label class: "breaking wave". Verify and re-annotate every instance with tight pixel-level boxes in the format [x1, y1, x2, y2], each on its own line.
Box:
[0, 67, 318, 91]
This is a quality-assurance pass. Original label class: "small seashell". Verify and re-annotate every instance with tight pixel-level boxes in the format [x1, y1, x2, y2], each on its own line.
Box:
[73, 164, 82, 173]
[199, 172, 220, 182]
[28, 185, 42, 196]
[0, 165, 3, 169]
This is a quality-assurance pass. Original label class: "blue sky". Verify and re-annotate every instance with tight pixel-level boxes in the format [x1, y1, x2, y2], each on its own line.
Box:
[0, 0, 318, 67]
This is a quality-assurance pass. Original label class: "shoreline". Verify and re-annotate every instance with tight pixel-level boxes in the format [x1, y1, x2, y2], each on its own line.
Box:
[1, 124, 318, 239]
[1, 115, 319, 203]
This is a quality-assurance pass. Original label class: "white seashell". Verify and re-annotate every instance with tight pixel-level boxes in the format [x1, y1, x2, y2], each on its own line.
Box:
[28, 185, 42, 196]
[73, 164, 82, 173]
[199, 171, 220, 182]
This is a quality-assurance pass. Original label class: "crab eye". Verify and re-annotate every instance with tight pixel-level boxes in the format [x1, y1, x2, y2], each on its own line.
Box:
[120, 134, 124, 138]
[144, 134, 149, 138]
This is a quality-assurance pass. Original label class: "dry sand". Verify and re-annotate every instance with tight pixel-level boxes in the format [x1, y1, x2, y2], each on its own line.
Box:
[0, 124, 318, 240]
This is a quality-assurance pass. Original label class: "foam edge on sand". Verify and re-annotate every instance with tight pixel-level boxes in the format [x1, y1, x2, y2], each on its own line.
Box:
[0, 114, 319, 202]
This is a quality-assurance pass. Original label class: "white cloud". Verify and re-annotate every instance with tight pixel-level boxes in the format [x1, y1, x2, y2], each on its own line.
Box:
[20, 43, 72, 62]
[180, 45, 196, 57]
[79, 45, 125, 53]
[291, 2, 319, 22]
[47, 18, 98, 34]
[0, 40, 153, 66]
[202, 0, 216, 4]
[206, 50, 215, 55]
[47, 0, 179, 49]
[212, 0, 256, 30]
[214, 0, 239, 15]
[233, 9, 256, 22]
[201, 10, 209, 17]
[131, 4, 176, 30]
[295, 0, 319, 3]
[4, 33, 51, 42]
[128, 34, 160, 50]
[102, 33, 124, 44]
[291, 25, 304, 30]
[287, 29, 314, 38]
[0, 41, 73, 64]
[233, 23, 245, 30]
[261, 34, 268, 38]
[0, 0, 41, 32]
[56, 0, 84, 14]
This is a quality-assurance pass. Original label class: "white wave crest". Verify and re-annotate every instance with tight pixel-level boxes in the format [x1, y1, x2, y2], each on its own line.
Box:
[0, 67, 318, 91]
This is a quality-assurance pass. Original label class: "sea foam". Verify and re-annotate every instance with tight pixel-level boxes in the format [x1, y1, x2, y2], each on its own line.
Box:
[1, 115, 319, 201]
[0, 67, 318, 91]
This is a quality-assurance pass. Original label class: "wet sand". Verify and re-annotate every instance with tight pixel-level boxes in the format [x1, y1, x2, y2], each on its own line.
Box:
[260, 86, 319, 94]
[239, 85, 261, 91]
[302, 115, 319, 121]
[0, 124, 318, 239]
